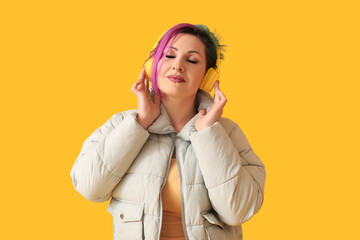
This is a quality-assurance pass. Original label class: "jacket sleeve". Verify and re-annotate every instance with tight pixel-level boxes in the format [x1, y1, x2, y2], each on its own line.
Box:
[189, 119, 266, 226]
[70, 111, 150, 203]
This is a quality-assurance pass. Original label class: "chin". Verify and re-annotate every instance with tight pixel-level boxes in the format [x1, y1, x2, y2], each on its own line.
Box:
[161, 89, 198, 99]
[158, 79, 199, 98]
[160, 89, 185, 98]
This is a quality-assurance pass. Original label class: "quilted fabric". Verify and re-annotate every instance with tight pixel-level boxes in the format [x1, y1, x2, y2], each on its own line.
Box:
[70, 90, 266, 240]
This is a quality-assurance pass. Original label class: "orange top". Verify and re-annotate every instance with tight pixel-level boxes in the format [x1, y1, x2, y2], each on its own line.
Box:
[160, 157, 185, 240]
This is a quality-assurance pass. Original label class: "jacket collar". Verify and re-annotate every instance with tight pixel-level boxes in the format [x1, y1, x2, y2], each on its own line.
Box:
[147, 89, 213, 140]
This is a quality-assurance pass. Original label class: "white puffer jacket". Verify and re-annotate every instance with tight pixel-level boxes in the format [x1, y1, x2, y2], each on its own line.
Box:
[70, 90, 266, 240]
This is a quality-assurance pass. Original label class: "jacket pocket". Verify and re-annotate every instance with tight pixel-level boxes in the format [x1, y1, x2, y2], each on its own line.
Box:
[202, 212, 224, 229]
[107, 198, 145, 240]
[201, 211, 239, 240]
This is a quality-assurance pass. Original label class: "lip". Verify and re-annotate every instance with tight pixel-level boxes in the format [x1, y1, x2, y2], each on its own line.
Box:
[167, 75, 185, 83]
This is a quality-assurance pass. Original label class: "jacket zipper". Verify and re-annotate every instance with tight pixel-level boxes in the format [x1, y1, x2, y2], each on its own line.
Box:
[158, 137, 189, 240]
[158, 139, 175, 240]
[175, 138, 189, 240]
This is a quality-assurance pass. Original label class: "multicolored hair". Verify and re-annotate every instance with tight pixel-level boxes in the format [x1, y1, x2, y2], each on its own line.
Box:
[143, 23, 226, 97]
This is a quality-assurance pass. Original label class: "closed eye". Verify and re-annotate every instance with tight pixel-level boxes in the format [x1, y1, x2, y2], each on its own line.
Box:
[165, 55, 198, 64]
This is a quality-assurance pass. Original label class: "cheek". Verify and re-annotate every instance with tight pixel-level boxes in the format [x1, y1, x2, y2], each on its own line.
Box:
[197, 67, 206, 81]
[158, 61, 171, 76]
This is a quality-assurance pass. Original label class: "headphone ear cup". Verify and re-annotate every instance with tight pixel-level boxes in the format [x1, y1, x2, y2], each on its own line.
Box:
[144, 58, 153, 80]
[199, 67, 220, 92]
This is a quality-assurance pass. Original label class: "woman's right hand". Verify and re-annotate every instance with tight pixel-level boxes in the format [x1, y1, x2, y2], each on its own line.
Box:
[131, 65, 161, 130]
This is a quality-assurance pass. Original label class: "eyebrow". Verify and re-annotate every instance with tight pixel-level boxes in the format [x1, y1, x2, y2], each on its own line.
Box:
[168, 46, 202, 56]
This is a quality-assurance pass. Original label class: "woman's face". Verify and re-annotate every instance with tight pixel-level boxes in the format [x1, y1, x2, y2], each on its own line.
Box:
[157, 33, 207, 98]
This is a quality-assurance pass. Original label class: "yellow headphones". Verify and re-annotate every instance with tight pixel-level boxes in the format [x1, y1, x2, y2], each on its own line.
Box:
[144, 30, 221, 93]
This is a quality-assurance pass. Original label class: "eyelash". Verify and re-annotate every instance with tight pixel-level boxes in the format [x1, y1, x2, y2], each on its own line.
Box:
[165, 55, 198, 64]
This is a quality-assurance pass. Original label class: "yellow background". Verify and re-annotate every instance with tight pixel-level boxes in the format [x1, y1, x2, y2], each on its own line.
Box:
[1, 0, 359, 239]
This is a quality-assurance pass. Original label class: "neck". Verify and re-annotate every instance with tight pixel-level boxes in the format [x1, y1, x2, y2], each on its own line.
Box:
[161, 94, 198, 133]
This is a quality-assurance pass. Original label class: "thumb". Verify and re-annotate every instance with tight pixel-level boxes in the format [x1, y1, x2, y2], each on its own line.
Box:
[198, 109, 206, 118]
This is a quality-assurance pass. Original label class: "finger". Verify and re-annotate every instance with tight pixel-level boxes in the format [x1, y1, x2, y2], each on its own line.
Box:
[145, 78, 150, 93]
[133, 78, 144, 91]
[213, 80, 221, 101]
[139, 65, 146, 80]
[217, 88, 226, 101]
[214, 80, 220, 92]
[198, 109, 206, 117]
[216, 81, 227, 103]
[132, 79, 143, 88]
[135, 77, 145, 90]
[215, 81, 227, 102]
[138, 82, 146, 91]
[131, 81, 140, 94]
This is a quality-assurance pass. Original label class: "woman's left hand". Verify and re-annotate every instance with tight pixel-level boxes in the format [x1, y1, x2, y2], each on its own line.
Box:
[195, 80, 227, 132]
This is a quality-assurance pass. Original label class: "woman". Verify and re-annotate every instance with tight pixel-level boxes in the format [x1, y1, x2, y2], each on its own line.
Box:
[70, 23, 266, 240]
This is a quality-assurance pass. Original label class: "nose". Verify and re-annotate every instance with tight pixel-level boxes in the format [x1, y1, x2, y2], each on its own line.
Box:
[172, 63, 184, 72]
